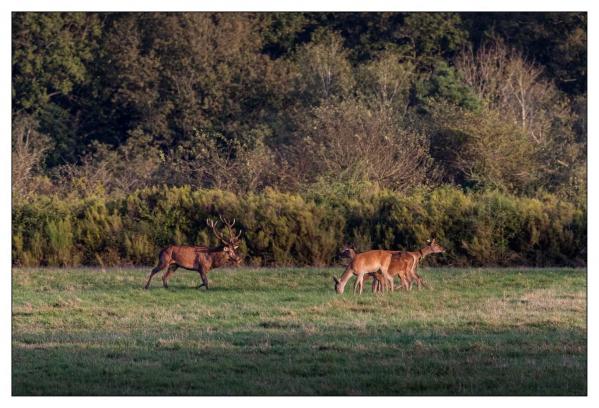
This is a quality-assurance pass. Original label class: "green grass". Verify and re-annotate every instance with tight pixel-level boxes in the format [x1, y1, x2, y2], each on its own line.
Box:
[12, 266, 586, 396]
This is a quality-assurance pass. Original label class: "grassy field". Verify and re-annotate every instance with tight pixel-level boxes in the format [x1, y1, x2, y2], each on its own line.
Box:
[12, 266, 586, 396]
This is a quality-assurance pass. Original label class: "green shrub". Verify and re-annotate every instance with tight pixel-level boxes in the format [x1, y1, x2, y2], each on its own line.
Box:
[11, 186, 586, 267]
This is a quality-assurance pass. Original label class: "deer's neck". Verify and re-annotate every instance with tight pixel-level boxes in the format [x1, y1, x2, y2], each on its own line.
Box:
[210, 250, 228, 268]
[336, 265, 356, 293]
[416, 246, 434, 260]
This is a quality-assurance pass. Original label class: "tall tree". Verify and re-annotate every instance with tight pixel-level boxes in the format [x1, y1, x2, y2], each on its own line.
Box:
[461, 12, 586, 96]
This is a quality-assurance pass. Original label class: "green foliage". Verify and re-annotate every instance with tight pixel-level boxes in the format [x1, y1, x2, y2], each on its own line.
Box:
[462, 12, 586, 95]
[10, 12, 587, 269]
[12, 13, 100, 111]
[12, 187, 586, 267]
[416, 62, 481, 111]
[11, 12, 586, 199]
[293, 28, 355, 103]
[429, 104, 539, 192]
[398, 13, 469, 70]
[46, 218, 76, 266]
[356, 50, 414, 110]
[260, 13, 310, 57]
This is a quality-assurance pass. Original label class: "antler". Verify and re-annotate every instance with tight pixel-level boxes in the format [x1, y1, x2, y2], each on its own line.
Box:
[219, 215, 234, 233]
[206, 218, 226, 243]
[219, 215, 242, 243]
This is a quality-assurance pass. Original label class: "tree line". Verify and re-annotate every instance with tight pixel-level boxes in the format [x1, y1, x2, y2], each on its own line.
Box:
[12, 12, 586, 199]
[11, 12, 587, 266]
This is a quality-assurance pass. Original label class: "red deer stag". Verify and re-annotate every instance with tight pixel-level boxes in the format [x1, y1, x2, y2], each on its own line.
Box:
[143, 216, 242, 290]
[333, 249, 396, 294]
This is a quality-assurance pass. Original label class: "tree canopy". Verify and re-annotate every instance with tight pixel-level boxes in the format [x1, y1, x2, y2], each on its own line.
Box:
[12, 12, 586, 201]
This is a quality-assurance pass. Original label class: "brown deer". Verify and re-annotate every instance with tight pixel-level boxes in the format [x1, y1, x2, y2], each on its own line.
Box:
[339, 244, 388, 293]
[372, 238, 446, 292]
[371, 252, 416, 293]
[143, 216, 242, 290]
[333, 249, 396, 294]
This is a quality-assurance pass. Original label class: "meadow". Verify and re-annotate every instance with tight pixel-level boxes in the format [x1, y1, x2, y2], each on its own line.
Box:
[12, 266, 586, 396]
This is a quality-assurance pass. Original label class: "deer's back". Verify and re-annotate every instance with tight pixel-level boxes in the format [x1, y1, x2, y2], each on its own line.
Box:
[352, 250, 393, 272]
[389, 252, 417, 277]
[163, 245, 208, 269]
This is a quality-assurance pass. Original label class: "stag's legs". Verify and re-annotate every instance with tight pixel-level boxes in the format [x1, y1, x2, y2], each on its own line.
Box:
[144, 263, 166, 289]
[197, 268, 209, 290]
[162, 264, 178, 288]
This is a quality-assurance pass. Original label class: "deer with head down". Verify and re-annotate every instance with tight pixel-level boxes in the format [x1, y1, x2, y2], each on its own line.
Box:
[333, 247, 397, 294]
[143, 216, 242, 290]
[339, 244, 388, 293]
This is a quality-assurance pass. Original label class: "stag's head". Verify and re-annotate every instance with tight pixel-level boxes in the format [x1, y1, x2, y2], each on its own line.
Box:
[207, 216, 243, 266]
[427, 238, 446, 254]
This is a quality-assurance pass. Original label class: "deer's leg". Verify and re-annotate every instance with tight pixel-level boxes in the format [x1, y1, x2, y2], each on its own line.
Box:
[398, 272, 408, 290]
[162, 264, 178, 288]
[197, 268, 209, 290]
[354, 273, 365, 295]
[144, 262, 166, 290]
[408, 265, 423, 289]
[371, 276, 379, 293]
[380, 265, 393, 293]
[404, 272, 414, 290]
[416, 272, 430, 289]
[411, 263, 430, 289]
[402, 277, 410, 290]
[375, 277, 384, 294]
[374, 272, 385, 294]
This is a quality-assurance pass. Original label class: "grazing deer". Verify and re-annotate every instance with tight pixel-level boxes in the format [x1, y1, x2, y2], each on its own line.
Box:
[340, 244, 387, 293]
[333, 249, 396, 294]
[144, 216, 242, 290]
[372, 239, 446, 292]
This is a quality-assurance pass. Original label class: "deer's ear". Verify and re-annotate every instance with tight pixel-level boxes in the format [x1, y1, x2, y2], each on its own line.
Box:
[333, 277, 340, 284]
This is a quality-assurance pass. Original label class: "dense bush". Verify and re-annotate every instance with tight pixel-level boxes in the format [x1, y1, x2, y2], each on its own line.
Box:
[12, 186, 586, 267]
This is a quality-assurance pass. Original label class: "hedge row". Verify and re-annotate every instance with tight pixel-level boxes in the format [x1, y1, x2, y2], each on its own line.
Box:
[12, 186, 586, 267]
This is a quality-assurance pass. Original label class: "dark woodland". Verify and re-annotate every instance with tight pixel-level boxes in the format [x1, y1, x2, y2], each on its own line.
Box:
[12, 12, 587, 267]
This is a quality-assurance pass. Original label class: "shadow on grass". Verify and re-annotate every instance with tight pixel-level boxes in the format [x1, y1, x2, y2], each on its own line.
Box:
[12, 324, 586, 396]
